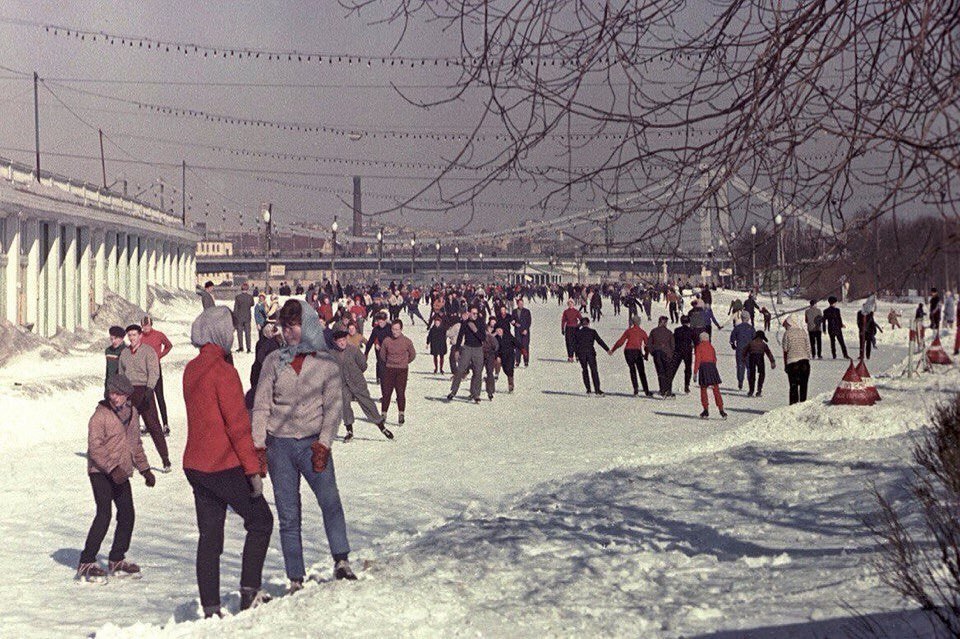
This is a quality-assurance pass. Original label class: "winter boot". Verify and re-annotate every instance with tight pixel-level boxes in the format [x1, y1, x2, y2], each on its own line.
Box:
[203, 605, 223, 619]
[398, 412, 405, 425]
[108, 559, 142, 579]
[378, 422, 394, 440]
[76, 562, 108, 583]
[343, 425, 354, 443]
[240, 587, 271, 611]
[699, 409, 709, 419]
[334, 559, 358, 581]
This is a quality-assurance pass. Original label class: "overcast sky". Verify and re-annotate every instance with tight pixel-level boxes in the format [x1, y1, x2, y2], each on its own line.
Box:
[0, 1, 617, 239]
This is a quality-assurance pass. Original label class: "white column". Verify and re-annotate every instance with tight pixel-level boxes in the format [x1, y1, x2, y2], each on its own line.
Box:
[79, 226, 92, 330]
[178, 246, 187, 290]
[117, 232, 128, 301]
[63, 224, 78, 332]
[93, 229, 106, 306]
[189, 250, 196, 289]
[2, 214, 19, 324]
[138, 236, 148, 310]
[24, 218, 39, 329]
[147, 236, 157, 289]
[44, 222, 61, 337]
[105, 231, 117, 294]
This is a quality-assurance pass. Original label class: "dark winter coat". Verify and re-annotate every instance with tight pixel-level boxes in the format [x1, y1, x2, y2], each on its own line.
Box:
[573, 327, 610, 358]
[427, 325, 448, 355]
[673, 326, 696, 358]
[823, 306, 844, 333]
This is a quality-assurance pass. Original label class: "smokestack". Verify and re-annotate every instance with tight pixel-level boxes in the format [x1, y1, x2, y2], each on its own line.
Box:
[352, 176, 362, 237]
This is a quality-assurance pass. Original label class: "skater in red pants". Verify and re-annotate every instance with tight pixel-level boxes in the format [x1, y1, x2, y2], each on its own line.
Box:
[694, 332, 727, 420]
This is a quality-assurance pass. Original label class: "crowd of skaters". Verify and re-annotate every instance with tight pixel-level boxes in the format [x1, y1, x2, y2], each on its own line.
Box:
[78, 273, 953, 618]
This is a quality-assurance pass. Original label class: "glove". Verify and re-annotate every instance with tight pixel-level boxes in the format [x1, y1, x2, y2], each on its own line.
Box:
[310, 441, 330, 473]
[141, 469, 156, 487]
[109, 466, 128, 484]
[255, 447, 268, 478]
[248, 474, 263, 498]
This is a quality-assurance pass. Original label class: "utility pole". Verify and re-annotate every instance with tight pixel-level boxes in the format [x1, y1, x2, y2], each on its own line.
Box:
[33, 71, 40, 181]
[181, 160, 187, 225]
[99, 129, 107, 189]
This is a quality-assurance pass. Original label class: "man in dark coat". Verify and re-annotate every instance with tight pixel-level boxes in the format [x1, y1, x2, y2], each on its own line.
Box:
[648, 316, 676, 397]
[672, 315, 696, 394]
[512, 297, 533, 367]
[822, 296, 850, 359]
[573, 317, 610, 395]
[233, 283, 255, 353]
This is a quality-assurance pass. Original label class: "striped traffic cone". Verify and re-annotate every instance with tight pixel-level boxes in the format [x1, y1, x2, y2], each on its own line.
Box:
[855, 359, 881, 402]
[926, 336, 953, 365]
[831, 362, 875, 406]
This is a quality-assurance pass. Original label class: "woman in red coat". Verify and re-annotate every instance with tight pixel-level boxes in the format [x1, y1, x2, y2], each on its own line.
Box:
[694, 332, 727, 420]
[182, 305, 274, 617]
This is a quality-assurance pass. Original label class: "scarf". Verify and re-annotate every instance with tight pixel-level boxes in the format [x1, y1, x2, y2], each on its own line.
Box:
[276, 299, 328, 368]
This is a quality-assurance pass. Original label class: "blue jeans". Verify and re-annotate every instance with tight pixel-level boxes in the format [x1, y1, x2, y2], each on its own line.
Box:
[266, 434, 350, 580]
[735, 348, 748, 387]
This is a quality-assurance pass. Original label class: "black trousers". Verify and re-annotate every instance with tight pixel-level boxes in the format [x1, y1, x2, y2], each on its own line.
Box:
[130, 386, 170, 465]
[747, 352, 766, 395]
[564, 327, 578, 359]
[668, 303, 678, 324]
[672, 351, 692, 392]
[785, 359, 811, 405]
[81, 473, 134, 564]
[236, 321, 252, 353]
[624, 349, 650, 394]
[652, 350, 673, 395]
[829, 330, 849, 359]
[155, 370, 169, 427]
[578, 352, 601, 392]
[808, 331, 822, 358]
[185, 467, 274, 608]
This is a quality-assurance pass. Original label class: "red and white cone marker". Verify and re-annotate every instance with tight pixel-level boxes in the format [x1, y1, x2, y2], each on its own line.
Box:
[855, 359, 881, 402]
[831, 362, 875, 406]
[926, 335, 953, 365]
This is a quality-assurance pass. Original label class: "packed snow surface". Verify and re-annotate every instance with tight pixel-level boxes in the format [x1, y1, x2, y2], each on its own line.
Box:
[0, 289, 951, 638]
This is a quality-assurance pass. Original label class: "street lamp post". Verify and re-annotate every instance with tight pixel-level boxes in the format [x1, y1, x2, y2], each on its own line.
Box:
[775, 214, 784, 304]
[261, 203, 272, 294]
[331, 216, 338, 287]
[435, 240, 441, 283]
[750, 225, 757, 291]
[410, 236, 416, 277]
[708, 245, 714, 288]
[479, 251, 484, 275]
[376, 227, 383, 287]
[454, 245, 460, 277]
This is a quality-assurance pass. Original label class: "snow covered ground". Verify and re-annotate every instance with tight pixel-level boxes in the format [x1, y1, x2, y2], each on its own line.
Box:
[0, 288, 953, 638]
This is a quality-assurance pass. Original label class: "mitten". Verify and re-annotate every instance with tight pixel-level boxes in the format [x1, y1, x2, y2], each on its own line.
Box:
[141, 469, 156, 487]
[255, 447, 268, 478]
[109, 466, 128, 484]
[310, 441, 330, 473]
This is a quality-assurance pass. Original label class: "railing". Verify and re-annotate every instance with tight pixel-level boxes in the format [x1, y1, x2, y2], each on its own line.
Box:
[0, 155, 182, 227]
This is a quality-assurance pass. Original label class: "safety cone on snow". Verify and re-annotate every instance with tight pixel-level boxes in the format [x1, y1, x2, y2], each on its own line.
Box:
[831, 362, 875, 406]
[855, 359, 881, 402]
[926, 336, 953, 365]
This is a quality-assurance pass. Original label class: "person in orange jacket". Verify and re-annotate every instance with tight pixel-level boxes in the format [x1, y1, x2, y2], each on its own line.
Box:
[609, 315, 653, 396]
[694, 332, 727, 420]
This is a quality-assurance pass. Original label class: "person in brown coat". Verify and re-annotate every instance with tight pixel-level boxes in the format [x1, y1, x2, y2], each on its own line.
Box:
[77, 374, 156, 582]
[378, 319, 417, 424]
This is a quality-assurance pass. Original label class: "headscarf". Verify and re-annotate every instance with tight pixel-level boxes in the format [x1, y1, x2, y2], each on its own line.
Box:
[191, 306, 235, 354]
[862, 294, 876, 315]
[276, 299, 328, 368]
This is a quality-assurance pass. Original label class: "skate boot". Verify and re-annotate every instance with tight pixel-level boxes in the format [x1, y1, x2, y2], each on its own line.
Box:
[108, 559, 142, 579]
[334, 559, 358, 581]
[445, 393, 455, 401]
[378, 422, 394, 440]
[700, 410, 709, 419]
[240, 587, 271, 611]
[719, 410, 728, 419]
[288, 579, 304, 594]
[398, 412, 405, 425]
[343, 425, 354, 443]
[76, 562, 108, 583]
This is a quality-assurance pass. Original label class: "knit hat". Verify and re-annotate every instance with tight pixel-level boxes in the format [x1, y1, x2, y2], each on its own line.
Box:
[331, 329, 348, 340]
[106, 373, 134, 397]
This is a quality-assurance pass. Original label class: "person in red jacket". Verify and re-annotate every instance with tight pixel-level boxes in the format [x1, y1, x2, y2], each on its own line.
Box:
[561, 299, 583, 362]
[140, 316, 174, 436]
[694, 332, 727, 420]
[609, 315, 653, 396]
[182, 306, 274, 618]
